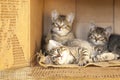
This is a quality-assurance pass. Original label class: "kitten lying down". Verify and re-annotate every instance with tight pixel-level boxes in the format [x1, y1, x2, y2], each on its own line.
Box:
[44, 40, 119, 66]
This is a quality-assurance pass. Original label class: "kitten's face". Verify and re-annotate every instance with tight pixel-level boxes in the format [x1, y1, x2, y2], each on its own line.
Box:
[50, 46, 71, 65]
[51, 10, 74, 36]
[88, 24, 111, 45]
[52, 16, 72, 36]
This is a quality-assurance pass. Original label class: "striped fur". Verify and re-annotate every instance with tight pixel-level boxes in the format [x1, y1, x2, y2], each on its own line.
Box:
[46, 40, 119, 66]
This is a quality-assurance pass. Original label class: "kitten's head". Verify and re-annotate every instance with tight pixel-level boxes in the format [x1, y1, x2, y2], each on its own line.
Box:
[50, 46, 71, 65]
[47, 40, 73, 64]
[88, 24, 112, 45]
[51, 10, 75, 36]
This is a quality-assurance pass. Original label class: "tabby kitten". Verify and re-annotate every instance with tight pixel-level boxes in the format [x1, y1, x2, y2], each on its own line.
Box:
[108, 34, 120, 56]
[88, 24, 112, 58]
[45, 10, 75, 45]
[87, 24, 120, 62]
[47, 40, 92, 65]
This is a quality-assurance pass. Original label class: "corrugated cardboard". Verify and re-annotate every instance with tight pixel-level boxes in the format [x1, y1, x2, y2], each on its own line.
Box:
[0, 0, 30, 70]
[0, 1, 120, 79]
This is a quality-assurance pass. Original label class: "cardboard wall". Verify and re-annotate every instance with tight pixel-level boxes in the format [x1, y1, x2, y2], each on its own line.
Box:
[75, 0, 114, 39]
[43, 0, 116, 40]
[30, 0, 43, 65]
[115, 0, 120, 34]
[0, 0, 120, 70]
[0, 0, 30, 70]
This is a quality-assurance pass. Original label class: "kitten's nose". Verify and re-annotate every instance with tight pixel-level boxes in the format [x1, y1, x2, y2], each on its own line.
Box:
[95, 38, 98, 42]
[57, 53, 61, 57]
[59, 27, 62, 31]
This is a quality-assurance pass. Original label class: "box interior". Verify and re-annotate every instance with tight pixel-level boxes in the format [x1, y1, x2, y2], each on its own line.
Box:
[33, 0, 120, 65]
[0, 0, 120, 70]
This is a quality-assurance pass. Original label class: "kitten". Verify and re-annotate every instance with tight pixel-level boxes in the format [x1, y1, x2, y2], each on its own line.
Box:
[108, 34, 120, 56]
[87, 24, 120, 62]
[45, 10, 75, 45]
[87, 24, 112, 57]
[47, 40, 92, 65]
[46, 40, 75, 65]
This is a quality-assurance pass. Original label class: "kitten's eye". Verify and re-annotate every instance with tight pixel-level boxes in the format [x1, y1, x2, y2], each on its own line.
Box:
[52, 22, 55, 25]
[55, 23, 59, 27]
[89, 35, 95, 39]
[100, 38, 105, 41]
[61, 47, 66, 50]
[100, 38, 104, 40]
[65, 25, 70, 30]
[98, 37, 105, 41]
[53, 22, 59, 27]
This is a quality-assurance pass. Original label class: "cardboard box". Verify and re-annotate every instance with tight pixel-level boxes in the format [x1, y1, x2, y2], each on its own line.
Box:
[0, 0, 120, 71]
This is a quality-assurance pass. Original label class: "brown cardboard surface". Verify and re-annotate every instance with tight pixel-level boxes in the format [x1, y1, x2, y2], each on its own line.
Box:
[0, 0, 30, 70]
[114, 0, 120, 34]
[30, 0, 43, 66]
[0, 0, 120, 75]
[1, 67, 120, 80]
[75, 0, 113, 40]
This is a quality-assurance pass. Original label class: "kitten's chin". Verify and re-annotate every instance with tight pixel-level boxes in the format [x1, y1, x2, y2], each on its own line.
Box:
[56, 31, 70, 36]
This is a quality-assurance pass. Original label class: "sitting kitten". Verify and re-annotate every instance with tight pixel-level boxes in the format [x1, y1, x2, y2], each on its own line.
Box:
[45, 10, 75, 45]
[108, 34, 120, 56]
[87, 24, 120, 62]
[87, 24, 112, 58]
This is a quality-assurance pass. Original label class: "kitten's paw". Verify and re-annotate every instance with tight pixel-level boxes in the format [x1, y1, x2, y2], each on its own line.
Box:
[78, 60, 89, 66]
[92, 57, 99, 62]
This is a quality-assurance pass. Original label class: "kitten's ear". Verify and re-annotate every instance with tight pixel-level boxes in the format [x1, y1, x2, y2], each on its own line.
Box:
[66, 13, 75, 25]
[89, 23, 96, 31]
[47, 40, 63, 50]
[105, 26, 112, 36]
[51, 10, 59, 22]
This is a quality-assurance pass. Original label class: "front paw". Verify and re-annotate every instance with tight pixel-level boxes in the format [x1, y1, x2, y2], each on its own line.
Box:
[78, 60, 89, 66]
[92, 57, 99, 62]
